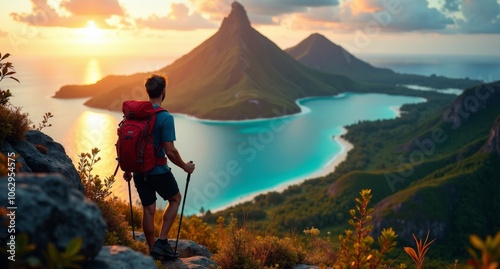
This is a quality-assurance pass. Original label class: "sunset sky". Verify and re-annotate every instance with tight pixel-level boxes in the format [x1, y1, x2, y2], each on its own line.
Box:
[1, 0, 500, 59]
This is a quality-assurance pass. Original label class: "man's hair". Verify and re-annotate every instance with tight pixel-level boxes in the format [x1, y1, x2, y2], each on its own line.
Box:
[145, 74, 168, 98]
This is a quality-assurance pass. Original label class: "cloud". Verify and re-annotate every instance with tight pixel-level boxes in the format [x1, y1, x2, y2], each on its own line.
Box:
[283, 6, 341, 31]
[288, 0, 454, 32]
[62, 0, 124, 17]
[0, 30, 7, 37]
[194, 0, 458, 32]
[192, 0, 339, 25]
[456, 0, 500, 33]
[443, 0, 461, 12]
[11, 0, 128, 28]
[136, 3, 216, 30]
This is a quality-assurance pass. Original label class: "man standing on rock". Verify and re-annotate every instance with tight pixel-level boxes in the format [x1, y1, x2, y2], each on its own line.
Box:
[123, 74, 195, 258]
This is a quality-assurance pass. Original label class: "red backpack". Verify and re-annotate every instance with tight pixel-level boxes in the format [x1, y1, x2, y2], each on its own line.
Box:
[116, 100, 167, 173]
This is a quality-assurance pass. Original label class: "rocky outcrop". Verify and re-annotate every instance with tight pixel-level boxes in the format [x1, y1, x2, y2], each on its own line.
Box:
[84, 246, 157, 269]
[0, 174, 105, 259]
[1, 130, 84, 192]
[171, 239, 212, 259]
[442, 81, 500, 129]
[130, 233, 217, 269]
[481, 117, 500, 155]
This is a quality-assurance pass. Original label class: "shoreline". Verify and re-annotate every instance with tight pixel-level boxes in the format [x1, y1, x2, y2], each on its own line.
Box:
[210, 127, 354, 213]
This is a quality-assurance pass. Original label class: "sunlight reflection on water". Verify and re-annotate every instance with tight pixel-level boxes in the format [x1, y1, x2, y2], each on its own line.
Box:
[84, 58, 102, 84]
[65, 110, 136, 203]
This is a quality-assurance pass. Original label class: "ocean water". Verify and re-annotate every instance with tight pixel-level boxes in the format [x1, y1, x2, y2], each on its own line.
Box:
[360, 54, 500, 82]
[3, 54, 498, 215]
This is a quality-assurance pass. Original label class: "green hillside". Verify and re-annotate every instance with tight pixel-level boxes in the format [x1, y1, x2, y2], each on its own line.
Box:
[202, 81, 500, 262]
[286, 33, 481, 90]
[55, 2, 357, 120]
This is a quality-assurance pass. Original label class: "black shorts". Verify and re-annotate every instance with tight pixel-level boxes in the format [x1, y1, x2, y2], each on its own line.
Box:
[133, 172, 180, 207]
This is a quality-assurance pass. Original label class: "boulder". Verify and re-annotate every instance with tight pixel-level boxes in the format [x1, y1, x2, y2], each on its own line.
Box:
[0, 174, 105, 259]
[129, 233, 217, 269]
[172, 239, 212, 258]
[1, 130, 84, 192]
[172, 256, 217, 269]
[84, 246, 157, 269]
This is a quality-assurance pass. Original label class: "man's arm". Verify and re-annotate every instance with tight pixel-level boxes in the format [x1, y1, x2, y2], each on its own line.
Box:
[164, 141, 195, 173]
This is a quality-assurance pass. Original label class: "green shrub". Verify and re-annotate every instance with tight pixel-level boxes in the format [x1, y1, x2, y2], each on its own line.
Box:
[212, 215, 305, 269]
[254, 235, 305, 269]
[303, 227, 337, 266]
[0, 104, 31, 144]
[212, 215, 261, 269]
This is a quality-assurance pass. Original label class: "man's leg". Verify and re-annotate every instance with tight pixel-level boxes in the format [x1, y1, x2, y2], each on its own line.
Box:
[143, 202, 156, 250]
[158, 192, 181, 239]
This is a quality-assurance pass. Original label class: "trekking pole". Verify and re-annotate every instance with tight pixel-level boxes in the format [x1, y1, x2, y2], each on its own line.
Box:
[128, 180, 136, 240]
[174, 161, 193, 261]
[114, 164, 135, 240]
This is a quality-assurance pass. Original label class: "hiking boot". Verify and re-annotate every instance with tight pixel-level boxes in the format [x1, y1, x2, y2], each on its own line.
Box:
[150, 240, 179, 258]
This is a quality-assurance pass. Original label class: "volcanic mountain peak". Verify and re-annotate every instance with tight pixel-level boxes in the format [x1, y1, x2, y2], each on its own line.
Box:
[220, 1, 251, 32]
[305, 33, 341, 49]
[57, 1, 356, 120]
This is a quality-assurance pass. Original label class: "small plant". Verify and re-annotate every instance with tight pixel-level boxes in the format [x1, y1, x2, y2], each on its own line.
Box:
[32, 112, 53, 131]
[336, 189, 398, 269]
[0, 52, 19, 106]
[5, 233, 85, 269]
[78, 148, 115, 204]
[403, 231, 436, 269]
[465, 231, 500, 269]
[43, 237, 85, 269]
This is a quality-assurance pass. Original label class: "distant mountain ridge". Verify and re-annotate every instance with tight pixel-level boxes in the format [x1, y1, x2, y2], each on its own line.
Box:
[55, 2, 356, 120]
[285, 33, 395, 80]
[286, 33, 481, 89]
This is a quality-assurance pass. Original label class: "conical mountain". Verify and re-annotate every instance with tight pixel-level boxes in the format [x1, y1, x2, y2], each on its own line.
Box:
[58, 2, 356, 120]
[285, 33, 394, 80]
[286, 33, 480, 89]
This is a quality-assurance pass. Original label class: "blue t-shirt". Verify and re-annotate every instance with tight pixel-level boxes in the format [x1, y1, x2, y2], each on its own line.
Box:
[147, 104, 176, 175]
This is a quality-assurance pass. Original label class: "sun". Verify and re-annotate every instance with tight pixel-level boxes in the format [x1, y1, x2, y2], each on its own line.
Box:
[84, 20, 102, 43]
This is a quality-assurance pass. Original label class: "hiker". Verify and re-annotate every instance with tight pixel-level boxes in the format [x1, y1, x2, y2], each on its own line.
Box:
[123, 74, 195, 258]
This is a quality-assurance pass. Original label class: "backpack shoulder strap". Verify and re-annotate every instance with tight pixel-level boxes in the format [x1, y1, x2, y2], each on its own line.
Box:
[154, 106, 167, 114]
